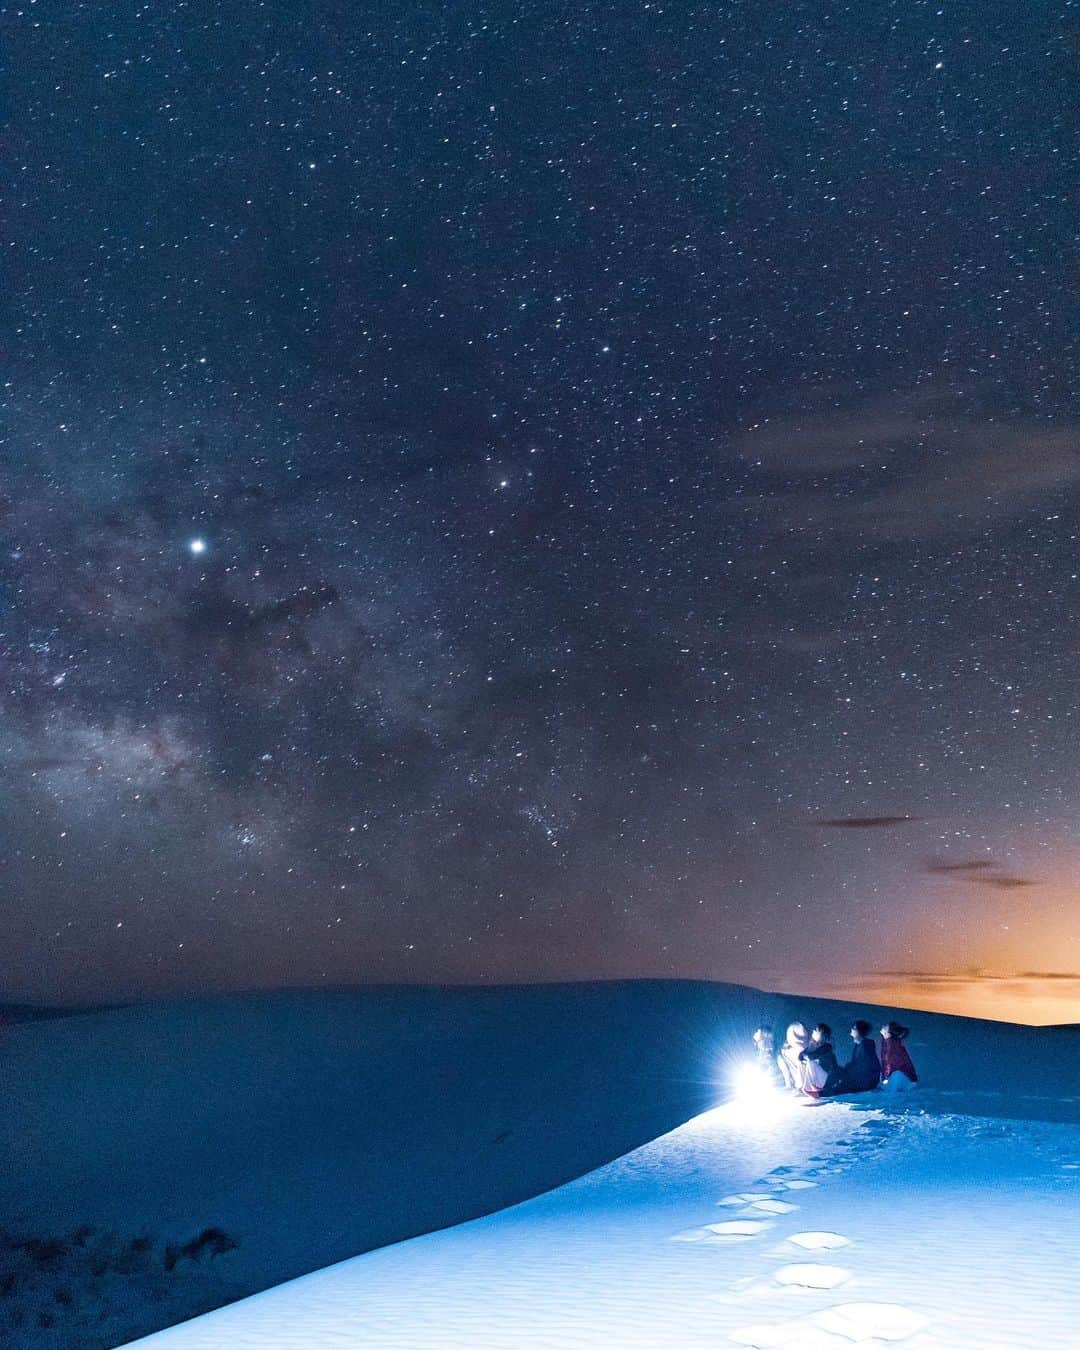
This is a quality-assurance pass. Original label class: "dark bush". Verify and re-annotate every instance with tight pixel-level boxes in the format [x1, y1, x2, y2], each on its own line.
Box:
[19, 1238, 66, 1267]
[184, 1228, 237, 1261]
[166, 1226, 239, 1269]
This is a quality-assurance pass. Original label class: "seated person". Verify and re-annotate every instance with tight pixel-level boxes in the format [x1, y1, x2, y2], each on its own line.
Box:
[879, 1021, 919, 1090]
[844, 1019, 882, 1092]
[798, 1023, 844, 1097]
[777, 1022, 811, 1092]
[752, 1026, 784, 1086]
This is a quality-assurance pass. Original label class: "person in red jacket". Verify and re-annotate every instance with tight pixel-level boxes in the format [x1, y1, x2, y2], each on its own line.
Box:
[879, 1021, 919, 1091]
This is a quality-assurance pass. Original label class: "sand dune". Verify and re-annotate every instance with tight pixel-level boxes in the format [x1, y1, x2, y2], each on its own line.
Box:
[2, 981, 1077, 1347]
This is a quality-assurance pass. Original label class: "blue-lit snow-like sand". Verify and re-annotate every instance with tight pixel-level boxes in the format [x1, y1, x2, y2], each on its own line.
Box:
[129, 1091, 1080, 1348]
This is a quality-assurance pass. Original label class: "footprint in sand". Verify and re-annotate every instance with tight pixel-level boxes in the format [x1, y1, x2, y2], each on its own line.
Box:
[672, 1219, 773, 1243]
[732, 1302, 928, 1347]
[745, 1198, 798, 1215]
[705, 1220, 774, 1240]
[760, 1173, 819, 1190]
[773, 1263, 852, 1290]
[786, 1231, 852, 1251]
[812, 1302, 929, 1341]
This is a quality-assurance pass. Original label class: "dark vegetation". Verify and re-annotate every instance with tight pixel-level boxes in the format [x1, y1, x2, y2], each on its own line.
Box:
[0, 1225, 241, 1349]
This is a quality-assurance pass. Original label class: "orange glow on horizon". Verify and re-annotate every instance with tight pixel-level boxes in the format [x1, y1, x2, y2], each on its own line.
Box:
[762, 971, 1080, 1026]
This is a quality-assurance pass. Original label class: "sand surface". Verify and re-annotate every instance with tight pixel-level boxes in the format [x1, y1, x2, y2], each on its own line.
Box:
[128, 1087, 1080, 1348]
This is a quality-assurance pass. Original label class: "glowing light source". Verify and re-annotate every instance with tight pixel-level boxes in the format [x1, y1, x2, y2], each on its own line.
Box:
[188, 537, 207, 556]
[733, 1061, 776, 1105]
[724, 1059, 792, 1126]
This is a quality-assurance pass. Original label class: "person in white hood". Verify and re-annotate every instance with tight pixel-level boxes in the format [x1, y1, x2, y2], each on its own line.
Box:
[777, 1021, 812, 1092]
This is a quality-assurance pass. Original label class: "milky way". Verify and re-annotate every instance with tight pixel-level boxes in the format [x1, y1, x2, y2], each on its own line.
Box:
[2, 4, 1077, 1016]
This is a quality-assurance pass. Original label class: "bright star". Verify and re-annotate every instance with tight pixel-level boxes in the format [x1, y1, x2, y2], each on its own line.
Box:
[188, 537, 207, 556]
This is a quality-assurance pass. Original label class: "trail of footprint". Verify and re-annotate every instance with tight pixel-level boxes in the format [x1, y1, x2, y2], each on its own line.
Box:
[812, 1302, 930, 1341]
[754, 1168, 821, 1191]
[730, 1119, 929, 1346]
[786, 1231, 852, 1251]
[672, 1219, 773, 1244]
[745, 1199, 798, 1215]
[732, 1302, 928, 1346]
[773, 1263, 852, 1290]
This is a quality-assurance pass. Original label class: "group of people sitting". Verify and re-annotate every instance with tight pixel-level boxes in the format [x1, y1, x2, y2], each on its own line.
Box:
[753, 1019, 919, 1098]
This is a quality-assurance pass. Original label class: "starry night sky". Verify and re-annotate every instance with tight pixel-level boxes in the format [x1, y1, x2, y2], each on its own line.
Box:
[3, 3, 1078, 1020]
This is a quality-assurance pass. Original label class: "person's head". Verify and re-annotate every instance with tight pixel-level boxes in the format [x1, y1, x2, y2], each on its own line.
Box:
[811, 1022, 832, 1044]
[881, 1021, 909, 1041]
[851, 1019, 872, 1042]
[753, 1026, 774, 1052]
[786, 1021, 808, 1046]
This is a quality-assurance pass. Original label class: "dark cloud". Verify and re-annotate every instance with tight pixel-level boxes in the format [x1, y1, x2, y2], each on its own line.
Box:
[925, 859, 1038, 890]
[870, 970, 980, 986]
[815, 816, 921, 829]
[925, 859, 996, 875]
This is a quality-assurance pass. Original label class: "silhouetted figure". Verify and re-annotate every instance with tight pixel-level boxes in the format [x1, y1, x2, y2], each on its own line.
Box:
[843, 1019, 882, 1093]
[880, 1021, 919, 1091]
[799, 1023, 843, 1097]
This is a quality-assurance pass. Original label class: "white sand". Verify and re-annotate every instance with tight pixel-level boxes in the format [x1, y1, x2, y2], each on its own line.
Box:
[128, 1087, 1080, 1348]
